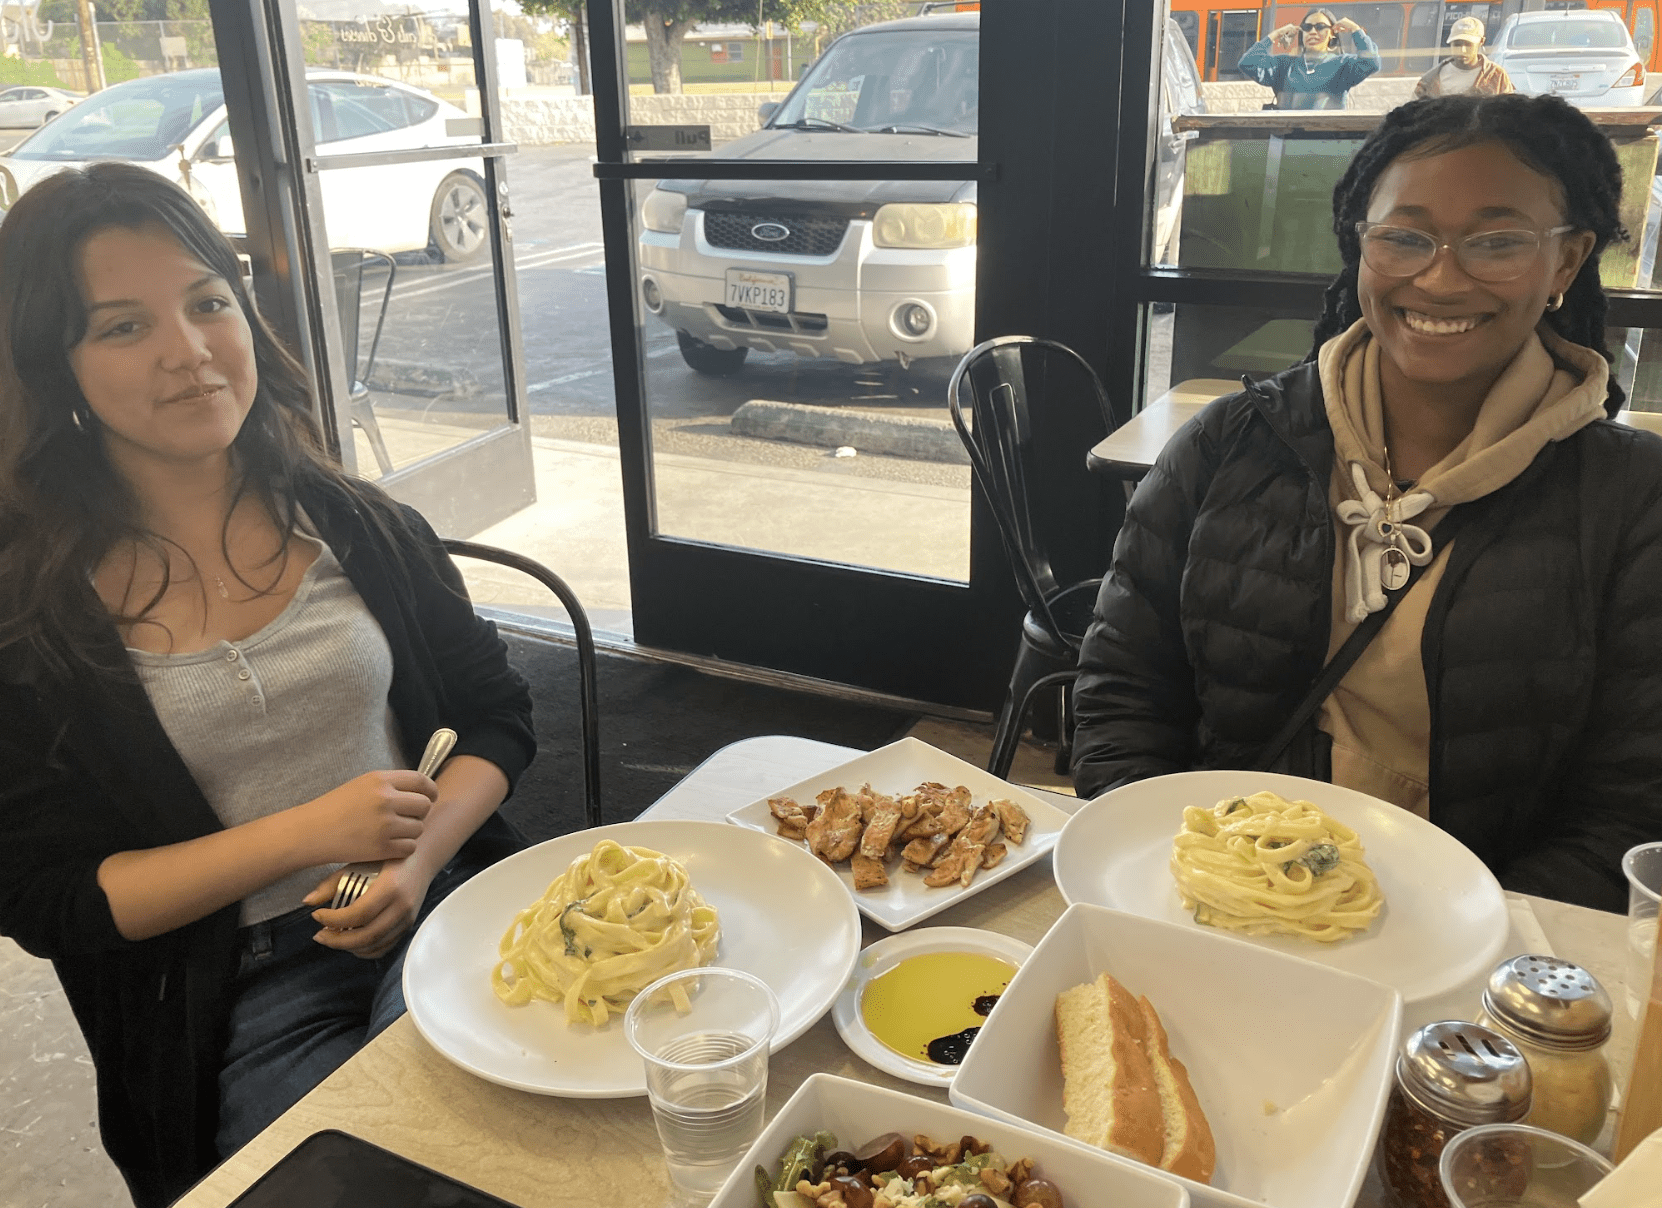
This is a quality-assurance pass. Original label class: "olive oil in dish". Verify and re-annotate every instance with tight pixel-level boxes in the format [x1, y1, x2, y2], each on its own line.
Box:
[860, 952, 1016, 1066]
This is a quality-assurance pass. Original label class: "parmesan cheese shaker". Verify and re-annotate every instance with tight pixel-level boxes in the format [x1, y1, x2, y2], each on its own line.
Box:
[1475, 955, 1613, 1146]
[1379, 1021, 1532, 1208]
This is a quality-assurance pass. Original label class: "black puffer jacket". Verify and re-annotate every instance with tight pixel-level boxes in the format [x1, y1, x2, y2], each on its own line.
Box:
[1072, 361, 1662, 912]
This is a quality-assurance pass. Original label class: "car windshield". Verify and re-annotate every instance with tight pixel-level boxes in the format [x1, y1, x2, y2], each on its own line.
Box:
[1507, 19, 1629, 49]
[7, 73, 223, 162]
[772, 28, 978, 135]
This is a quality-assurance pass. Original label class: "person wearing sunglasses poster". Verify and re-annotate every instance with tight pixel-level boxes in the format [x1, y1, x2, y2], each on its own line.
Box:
[1414, 16, 1515, 98]
[1239, 8, 1382, 109]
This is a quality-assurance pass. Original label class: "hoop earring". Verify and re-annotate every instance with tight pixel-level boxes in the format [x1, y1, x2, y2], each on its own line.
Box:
[1546, 293, 1564, 313]
[68, 405, 89, 433]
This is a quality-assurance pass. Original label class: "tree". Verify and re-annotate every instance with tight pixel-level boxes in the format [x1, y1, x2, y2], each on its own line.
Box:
[517, 0, 892, 95]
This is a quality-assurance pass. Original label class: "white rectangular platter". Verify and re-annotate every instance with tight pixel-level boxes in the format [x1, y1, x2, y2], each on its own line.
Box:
[726, 736, 1072, 931]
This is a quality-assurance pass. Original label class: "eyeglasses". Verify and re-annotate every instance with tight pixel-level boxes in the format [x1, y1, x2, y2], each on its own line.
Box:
[1355, 221, 1576, 283]
[1301, 21, 1333, 30]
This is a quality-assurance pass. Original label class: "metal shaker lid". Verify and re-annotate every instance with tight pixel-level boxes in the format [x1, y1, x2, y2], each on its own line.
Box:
[1481, 955, 1612, 1051]
[1396, 1021, 1532, 1126]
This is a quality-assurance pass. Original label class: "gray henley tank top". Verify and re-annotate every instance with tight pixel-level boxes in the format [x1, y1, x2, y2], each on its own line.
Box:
[130, 536, 408, 926]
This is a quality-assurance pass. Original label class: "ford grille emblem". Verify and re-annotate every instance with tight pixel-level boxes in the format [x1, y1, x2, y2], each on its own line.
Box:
[751, 222, 791, 242]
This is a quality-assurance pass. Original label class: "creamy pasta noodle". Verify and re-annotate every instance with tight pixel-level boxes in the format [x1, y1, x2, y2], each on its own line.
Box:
[492, 839, 720, 1025]
[1170, 791, 1384, 943]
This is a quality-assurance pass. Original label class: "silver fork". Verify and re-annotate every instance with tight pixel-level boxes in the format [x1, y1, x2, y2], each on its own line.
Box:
[328, 728, 458, 911]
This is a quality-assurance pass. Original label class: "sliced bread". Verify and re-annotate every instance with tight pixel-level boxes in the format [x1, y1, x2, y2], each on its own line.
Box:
[1053, 972, 1164, 1167]
[1137, 994, 1217, 1184]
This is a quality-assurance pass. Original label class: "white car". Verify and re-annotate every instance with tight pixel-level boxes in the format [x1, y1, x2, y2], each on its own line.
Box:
[0, 85, 81, 128]
[1487, 10, 1647, 107]
[0, 68, 489, 260]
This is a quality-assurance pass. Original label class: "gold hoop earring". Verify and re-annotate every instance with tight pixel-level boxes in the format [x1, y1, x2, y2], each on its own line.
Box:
[1546, 293, 1564, 313]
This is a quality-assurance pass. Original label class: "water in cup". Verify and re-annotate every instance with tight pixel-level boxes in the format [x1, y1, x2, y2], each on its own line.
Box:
[646, 1031, 767, 1194]
[1623, 841, 1662, 1019]
[1626, 914, 1658, 1020]
[625, 968, 779, 1198]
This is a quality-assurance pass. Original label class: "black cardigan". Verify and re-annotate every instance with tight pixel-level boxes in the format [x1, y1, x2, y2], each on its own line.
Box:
[1072, 362, 1662, 912]
[0, 479, 535, 1208]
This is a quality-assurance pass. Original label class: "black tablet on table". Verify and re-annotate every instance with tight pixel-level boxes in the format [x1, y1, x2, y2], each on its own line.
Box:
[225, 1129, 518, 1207]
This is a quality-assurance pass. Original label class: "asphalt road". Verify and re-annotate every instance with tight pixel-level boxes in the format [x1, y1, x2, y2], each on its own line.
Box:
[379, 143, 951, 424]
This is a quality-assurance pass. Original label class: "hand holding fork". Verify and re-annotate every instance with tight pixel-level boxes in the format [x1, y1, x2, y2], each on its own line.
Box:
[328, 728, 456, 911]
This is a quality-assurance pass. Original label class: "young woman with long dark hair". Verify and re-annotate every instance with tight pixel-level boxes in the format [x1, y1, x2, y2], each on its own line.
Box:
[1072, 93, 1662, 912]
[0, 163, 534, 1206]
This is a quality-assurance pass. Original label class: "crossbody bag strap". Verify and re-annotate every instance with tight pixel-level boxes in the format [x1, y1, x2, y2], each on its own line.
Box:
[1253, 505, 1472, 773]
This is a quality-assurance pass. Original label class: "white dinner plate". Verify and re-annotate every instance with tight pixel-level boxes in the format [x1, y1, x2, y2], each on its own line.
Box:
[402, 820, 860, 1097]
[727, 737, 1073, 931]
[832, 926, 1034, 1087]
[1053, 770, 1509, 1003]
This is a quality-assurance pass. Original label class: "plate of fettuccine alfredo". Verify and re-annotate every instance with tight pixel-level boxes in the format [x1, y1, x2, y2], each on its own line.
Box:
[402, 819, 860, 1097]
[1053, 771, 1507, 1003]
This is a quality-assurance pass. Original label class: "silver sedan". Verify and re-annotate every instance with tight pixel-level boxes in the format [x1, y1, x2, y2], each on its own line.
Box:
[0, 86, 80, 128]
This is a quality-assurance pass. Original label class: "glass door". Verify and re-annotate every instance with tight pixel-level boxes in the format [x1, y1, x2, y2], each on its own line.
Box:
[272, 0, 534, 538]
[584, 0, 1131, 709]
[589, 0, 1019, 708]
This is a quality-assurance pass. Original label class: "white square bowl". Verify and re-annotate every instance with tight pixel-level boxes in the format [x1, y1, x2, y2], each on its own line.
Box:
[949, 904, 1402, 1208]
[727, 736, 1073, 931]
[710, 1072, 1190, 1208]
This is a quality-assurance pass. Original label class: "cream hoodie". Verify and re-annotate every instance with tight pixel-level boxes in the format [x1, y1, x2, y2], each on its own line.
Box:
[1313, 319, 1609, 815]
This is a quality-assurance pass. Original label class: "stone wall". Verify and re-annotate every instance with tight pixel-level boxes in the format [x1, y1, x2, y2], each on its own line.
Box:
[497, 80, 1428, 146]
[501, 91, 777, 147]
[1197, 75, 1420, 115]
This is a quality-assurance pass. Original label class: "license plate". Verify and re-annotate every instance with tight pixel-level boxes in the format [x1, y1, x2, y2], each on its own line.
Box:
[1551, 74, 1579, 90]
[725, 269, 792, 313]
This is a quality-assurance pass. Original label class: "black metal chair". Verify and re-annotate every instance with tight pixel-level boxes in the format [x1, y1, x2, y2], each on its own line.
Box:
[441, 539, 603, 830]
[331, 249, 397, 477]
[947, 335, 1115, 781]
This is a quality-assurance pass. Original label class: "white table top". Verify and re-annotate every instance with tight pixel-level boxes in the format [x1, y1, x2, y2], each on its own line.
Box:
[1088, 379, 1237, 480]
[175, 735, 1637, 1208]
[1090, 383, 1662, 483]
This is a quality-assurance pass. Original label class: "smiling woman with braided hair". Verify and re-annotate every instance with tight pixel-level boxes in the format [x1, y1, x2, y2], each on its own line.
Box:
[1071, 93, 1662, 911]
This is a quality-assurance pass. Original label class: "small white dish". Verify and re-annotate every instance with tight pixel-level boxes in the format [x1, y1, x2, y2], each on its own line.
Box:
[727, 736, 1073, 931]
[1054, 769, 1509, 1003]
[403, 820, 859, 1098]
[950, 902, 1403, 1208]
[831, 926, 1034, 1087]
[708, 1073, 1190, 1208]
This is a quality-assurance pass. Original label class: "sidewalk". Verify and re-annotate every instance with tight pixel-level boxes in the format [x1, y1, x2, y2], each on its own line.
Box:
[357, 416, 973, 636]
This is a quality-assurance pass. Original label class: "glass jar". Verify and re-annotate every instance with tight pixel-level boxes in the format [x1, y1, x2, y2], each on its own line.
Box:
[1378, 1021, 1532, 1208]
[1475, 954, 1613, 1147]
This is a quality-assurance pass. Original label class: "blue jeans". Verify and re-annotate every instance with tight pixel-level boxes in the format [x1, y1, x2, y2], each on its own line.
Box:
[214, 858, 474, 1156]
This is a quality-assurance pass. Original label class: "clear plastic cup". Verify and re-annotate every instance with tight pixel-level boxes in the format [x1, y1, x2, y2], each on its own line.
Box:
[1439, 1121, 1614, 1208]
[623, 967, 779, 1197]
[1624, 841, 1662, 1020]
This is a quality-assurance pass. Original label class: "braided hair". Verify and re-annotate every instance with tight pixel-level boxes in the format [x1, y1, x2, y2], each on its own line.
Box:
[1305, 93, 1628, 413]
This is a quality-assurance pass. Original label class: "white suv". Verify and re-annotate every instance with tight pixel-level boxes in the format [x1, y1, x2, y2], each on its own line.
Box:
[637, 13, 981, 375]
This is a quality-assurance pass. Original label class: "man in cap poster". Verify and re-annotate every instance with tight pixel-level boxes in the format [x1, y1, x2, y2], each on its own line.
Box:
[1415, 16, 1515, 96]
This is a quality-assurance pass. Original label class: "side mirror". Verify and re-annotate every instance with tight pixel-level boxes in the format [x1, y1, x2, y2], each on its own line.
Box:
[757, 101, 780, 124]
[201, 134, 235, 161]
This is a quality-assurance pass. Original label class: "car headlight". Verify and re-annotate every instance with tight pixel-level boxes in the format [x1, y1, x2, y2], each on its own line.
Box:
[640, 189, 688, 234]
[872, 203, 977, 249]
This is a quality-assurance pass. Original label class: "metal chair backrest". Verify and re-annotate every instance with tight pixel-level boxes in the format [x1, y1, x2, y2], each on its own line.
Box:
[441, 539, 603, 831]
[947, 335, 1113, 651]
[329, 249, 397, 389]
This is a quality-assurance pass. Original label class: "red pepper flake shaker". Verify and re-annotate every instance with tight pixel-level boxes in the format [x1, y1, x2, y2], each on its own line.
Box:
[1379, 1021, 1533, 1208]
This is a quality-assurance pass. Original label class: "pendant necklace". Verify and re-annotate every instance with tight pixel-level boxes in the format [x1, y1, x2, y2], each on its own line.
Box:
[1379, 445, 1412, 591]
[212, 574, 230, 600]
